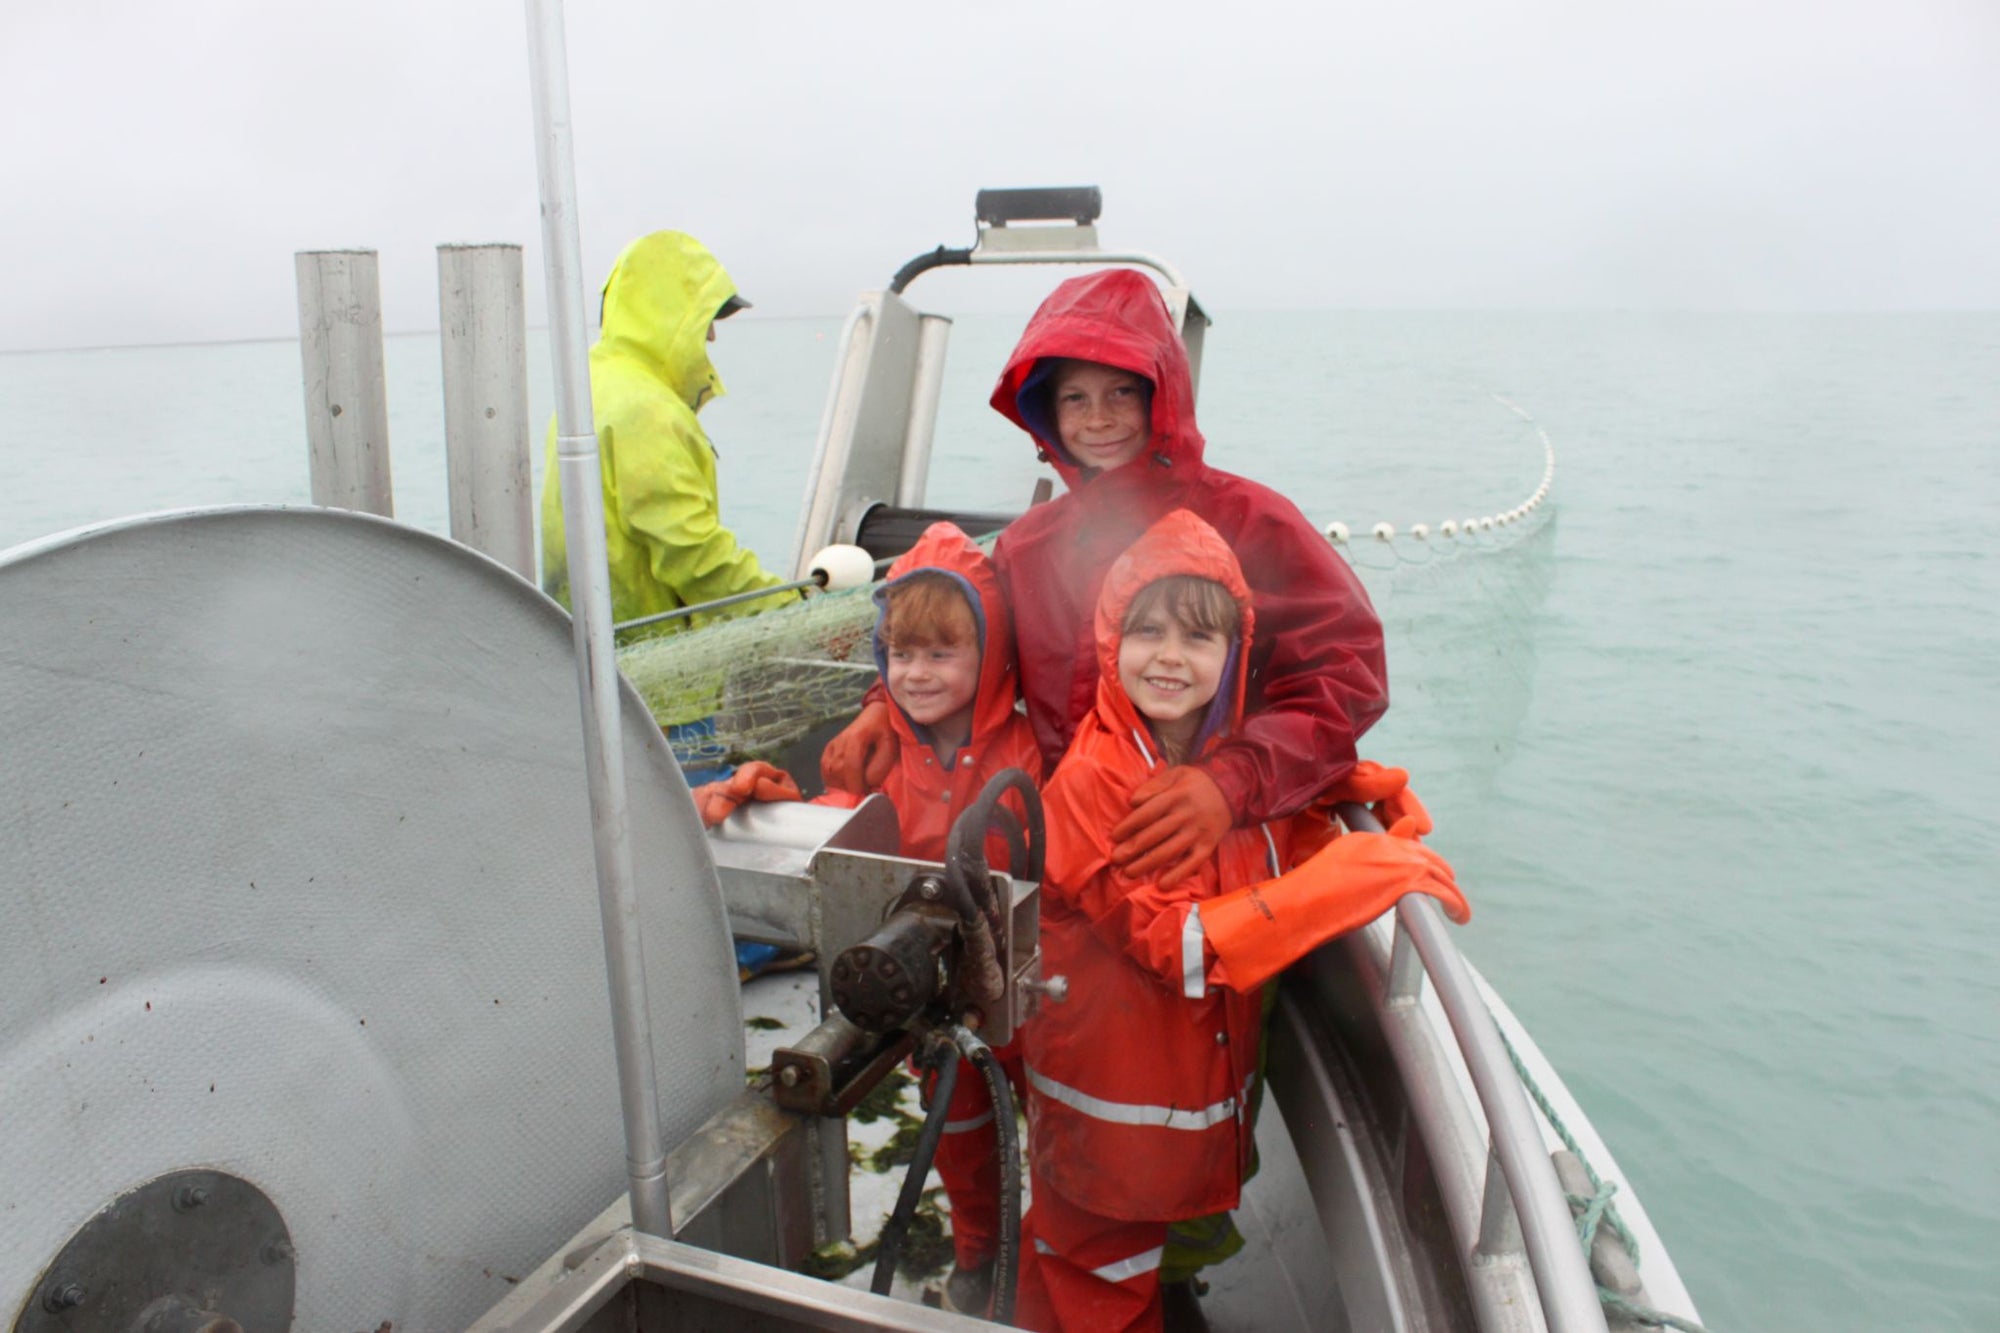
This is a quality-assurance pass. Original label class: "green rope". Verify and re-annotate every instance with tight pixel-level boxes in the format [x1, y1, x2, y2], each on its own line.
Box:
[1568, 1179, 1621, 1252]
[1491, 1020, 1712, 1333]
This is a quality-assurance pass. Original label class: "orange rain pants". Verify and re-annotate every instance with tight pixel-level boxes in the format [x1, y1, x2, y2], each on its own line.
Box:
[1014, 1183, 1172, 1333]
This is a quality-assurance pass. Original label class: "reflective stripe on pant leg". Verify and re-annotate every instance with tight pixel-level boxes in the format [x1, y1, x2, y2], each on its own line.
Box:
[1035, 1237, 1165, 1284]
[1023, 1187, 1171, 1333]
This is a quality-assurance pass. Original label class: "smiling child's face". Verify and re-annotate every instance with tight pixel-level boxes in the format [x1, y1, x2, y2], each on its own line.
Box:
[1052, 360, 1151, 472]
[886, 639, 979, 734]
[1117, 607, 1229, 751]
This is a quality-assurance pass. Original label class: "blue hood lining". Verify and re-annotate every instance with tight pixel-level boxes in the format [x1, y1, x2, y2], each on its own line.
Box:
[1189, 636, 1243, 756]
[1014, 359, 1074, 467]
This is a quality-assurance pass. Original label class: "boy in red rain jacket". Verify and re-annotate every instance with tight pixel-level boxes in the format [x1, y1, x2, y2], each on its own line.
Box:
[824, 268, 1389, 895]
[1014, 509, 1467, 1333]
[694, 521, 1040, 1313]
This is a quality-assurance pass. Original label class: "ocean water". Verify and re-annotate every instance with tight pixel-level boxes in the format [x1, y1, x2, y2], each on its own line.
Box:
[4, 310, 1996, 1330]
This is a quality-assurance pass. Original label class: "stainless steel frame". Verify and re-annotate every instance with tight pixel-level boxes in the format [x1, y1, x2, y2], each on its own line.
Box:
[788, 190, 1213, 572]
[787, 290, 954, 578]
[471, 1226, 992, 1333]
[465, 1087, 991, 1332]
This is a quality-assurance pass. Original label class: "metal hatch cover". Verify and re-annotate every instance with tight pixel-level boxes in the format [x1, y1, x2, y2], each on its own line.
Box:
[0, 508, 743, 1331]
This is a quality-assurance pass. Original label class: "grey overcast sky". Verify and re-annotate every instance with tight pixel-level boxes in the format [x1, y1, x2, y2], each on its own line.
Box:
[3, 0, 1995, 351]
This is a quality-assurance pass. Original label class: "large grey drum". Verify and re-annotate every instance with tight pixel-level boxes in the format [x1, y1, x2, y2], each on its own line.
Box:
[0, 508, 742, 1330]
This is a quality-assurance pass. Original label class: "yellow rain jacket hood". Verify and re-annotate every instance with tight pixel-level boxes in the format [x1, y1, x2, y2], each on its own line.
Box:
[540, 231, 785, 631]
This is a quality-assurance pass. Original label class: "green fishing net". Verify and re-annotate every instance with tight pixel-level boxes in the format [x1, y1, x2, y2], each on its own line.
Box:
[616, 577, 883, 769]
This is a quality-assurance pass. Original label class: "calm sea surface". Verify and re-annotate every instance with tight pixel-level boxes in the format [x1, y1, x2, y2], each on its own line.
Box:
[4, 311, 1996, 1329]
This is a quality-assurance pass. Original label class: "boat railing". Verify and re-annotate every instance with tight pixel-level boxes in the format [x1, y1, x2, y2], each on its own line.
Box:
[1335, 803, 1609, 1333]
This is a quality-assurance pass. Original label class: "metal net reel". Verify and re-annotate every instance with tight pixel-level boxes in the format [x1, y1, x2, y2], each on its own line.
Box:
[0, 508, 743, 1331]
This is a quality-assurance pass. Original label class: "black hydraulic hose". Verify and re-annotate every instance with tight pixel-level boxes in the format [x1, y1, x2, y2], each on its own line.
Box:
[871, 1035, 960, 1297]
[941, 768, 1045, 1014]
[888, 245, 974, 295]
[986, 806, 1030, 890]
[950, 1023, 1022, 1325]
[944, 767, 1045, 926]
[961, 767, 1046, 883]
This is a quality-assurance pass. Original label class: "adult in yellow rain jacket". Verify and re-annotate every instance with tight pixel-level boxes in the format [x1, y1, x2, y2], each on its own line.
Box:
[539, 231, 790, 633]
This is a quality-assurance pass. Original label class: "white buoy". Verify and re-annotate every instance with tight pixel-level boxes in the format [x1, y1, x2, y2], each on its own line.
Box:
[1440, 520, 1459, 538]
[807, 543, 877, 591]
[1411, 523, 1430, 540]
[1479, 517, 1496, 531]
[1373, 522, 1395, 541]
[1326, 521, 1350, 544]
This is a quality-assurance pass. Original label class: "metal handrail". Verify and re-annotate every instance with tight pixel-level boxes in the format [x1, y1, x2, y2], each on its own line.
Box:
[1336, 804, 1608, 1333]
[964, 246, 1187, 290]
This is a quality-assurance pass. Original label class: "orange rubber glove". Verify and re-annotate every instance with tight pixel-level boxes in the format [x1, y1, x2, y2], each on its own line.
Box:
[1111, 766, 1235, 888]
[820, 699, 897, 794]
[691, 760, 804, 828]
[1327, 759, 1434, 841]
[1202, 831, 1469, 991]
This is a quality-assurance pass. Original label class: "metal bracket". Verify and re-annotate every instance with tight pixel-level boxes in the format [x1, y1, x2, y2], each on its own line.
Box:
[771, 1017, 917, 1117]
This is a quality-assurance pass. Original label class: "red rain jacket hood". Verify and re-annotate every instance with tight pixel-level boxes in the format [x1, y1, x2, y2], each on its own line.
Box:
[1025, 510, 1282, 1222]
[989, 269, 1388, 823]
[827, 522, 1041, 862]
[993, 268, 1206, 488]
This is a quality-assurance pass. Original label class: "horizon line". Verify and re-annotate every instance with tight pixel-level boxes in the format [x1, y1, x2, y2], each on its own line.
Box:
[6, 304, 1997, 357]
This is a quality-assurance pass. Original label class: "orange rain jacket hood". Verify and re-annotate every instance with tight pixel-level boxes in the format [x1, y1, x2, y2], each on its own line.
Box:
[824, 522, 1042, 862]
[988, 269, 1389, 825]
[1025, 509, 1281, 1222]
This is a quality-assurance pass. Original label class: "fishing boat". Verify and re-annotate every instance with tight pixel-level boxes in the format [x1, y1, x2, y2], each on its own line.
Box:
[0, 12, 1705, 1333]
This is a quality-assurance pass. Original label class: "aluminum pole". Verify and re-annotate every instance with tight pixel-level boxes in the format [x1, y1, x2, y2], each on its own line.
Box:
[523, 0, 671, 1238]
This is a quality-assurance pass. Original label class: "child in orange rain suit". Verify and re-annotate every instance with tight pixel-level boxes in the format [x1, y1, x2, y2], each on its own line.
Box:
[693, 520, 1041, 1314]
[1013, 509, 1468, 1333]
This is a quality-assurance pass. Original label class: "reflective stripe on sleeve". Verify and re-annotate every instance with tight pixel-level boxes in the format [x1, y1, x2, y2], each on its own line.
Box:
[1182, 904, 1206, 999]
[1026, 1065, 1237, 1131]
[1033, 1237, 1165, 1284]
[944, 1108, 994, 1134]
